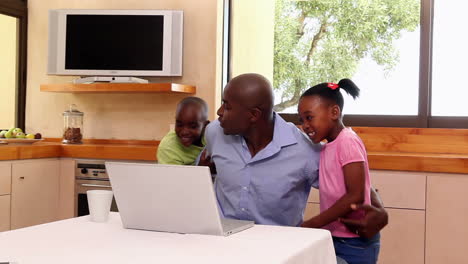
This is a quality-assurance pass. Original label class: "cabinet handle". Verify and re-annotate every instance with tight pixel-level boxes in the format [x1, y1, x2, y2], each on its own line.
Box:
[80, 184, 111, 188]
[19, 177, 25, 180]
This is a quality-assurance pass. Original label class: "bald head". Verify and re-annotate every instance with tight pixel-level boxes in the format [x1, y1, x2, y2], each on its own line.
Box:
[224, 73, 274, 120]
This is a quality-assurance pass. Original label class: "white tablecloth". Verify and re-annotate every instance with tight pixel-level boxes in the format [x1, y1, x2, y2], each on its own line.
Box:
[0, 212, 336, 264]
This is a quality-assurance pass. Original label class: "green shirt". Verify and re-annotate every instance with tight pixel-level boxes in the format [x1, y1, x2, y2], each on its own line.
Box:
[156, 131, 205, 165]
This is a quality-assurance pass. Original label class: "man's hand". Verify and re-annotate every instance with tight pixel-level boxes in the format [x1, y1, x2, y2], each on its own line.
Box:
[339, 203, 388, 239]
[198, 149, 217, 174]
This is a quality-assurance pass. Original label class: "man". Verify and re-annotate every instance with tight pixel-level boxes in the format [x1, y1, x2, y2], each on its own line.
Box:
[201, 73, 387, 237]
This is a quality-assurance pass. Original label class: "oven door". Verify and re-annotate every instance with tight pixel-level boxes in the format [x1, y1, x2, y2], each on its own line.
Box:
[75, 179, 118, 217]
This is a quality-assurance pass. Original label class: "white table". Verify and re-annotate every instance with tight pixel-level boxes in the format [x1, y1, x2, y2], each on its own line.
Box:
[0, 213, 336, 264]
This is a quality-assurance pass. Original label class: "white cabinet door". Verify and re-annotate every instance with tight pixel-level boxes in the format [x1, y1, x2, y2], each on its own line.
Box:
[0, 163, 11, 195]
[58, 158, 75, 220]
[426, 173, 468, 264]
[0, 195, 10, 231]
[11, 159, 60, 229]
[379, 208, 425, 264]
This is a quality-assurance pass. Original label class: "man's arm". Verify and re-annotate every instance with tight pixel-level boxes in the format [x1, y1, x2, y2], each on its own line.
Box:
[339, 187, 389, 239]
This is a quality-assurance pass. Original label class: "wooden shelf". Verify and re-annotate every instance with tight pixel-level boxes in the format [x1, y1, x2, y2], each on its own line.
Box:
[40, 83, 196, 94]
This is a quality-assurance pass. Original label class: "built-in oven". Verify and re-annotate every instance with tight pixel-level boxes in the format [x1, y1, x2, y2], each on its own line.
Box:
[75, 159, 118, 217]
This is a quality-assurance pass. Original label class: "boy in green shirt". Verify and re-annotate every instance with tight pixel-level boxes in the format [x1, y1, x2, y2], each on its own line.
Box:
[157, 97, 209, 165]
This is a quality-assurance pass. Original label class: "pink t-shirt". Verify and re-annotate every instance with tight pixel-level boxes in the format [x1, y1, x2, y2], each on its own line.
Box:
[319, 128, 371, 238]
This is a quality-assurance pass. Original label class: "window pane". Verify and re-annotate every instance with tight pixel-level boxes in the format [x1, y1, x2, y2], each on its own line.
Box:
[230, 0, 420, 116]
[0, 14, 18, 129]
[432, 0, 468, 117]
[274, 0, 421, 115]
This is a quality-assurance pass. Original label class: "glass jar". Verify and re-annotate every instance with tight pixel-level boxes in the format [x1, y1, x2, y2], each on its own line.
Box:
[62, 104, 83, 144]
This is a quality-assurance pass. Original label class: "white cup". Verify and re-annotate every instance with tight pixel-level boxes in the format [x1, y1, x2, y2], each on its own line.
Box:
[87, 190, 113, 222]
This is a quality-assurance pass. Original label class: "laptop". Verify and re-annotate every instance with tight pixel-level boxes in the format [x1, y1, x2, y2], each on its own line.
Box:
[106, 162, 254, 236]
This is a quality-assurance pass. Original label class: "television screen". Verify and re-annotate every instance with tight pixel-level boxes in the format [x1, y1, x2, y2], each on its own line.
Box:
[48, 9, 183, 76]
[65, 15, 164, 71]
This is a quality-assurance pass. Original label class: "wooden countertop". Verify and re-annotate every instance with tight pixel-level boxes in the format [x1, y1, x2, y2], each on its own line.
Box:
[367, 152, 468, 174]
[0, 141, 157, 162]
[1, 128, 467, 174]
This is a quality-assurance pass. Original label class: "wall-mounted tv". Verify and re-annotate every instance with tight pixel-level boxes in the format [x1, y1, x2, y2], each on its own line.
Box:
[48, 9, 183, 77]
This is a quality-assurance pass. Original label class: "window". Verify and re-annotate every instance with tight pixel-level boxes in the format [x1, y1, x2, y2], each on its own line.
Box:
[432, 0, 468, 117]
[225, 0, 468, 128]
[0, 0, 27, 130]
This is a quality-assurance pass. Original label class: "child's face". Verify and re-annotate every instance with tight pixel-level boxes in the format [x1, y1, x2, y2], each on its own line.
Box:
[175, 105, 207, 147]
[298, 96, 336, 144]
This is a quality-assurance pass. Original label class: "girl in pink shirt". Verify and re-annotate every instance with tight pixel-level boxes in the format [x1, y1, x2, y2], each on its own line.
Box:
[298, 79, 380, 264]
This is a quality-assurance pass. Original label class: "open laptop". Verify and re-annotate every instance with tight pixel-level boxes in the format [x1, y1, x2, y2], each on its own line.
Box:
[106, 162, 254, 236]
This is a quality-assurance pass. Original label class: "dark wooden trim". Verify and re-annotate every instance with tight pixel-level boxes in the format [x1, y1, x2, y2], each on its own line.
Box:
[226, 0, 232, 83]
[418, 0, 433, 128]
[0, 0, 26, 16]
[221, 0, 231, 91]
[0, 0, 27, 131]
[17, 7, 27, 130]
[343, 115, 424, 128]
[428, 117, 468, 129]
[281, 113, 424, 128]
[282, 113, 468, 129]
[280, 113, 300, 124]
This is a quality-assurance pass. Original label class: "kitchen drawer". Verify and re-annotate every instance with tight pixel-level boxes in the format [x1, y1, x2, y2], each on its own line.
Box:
[379, 208, 425, 264]
[0, 195, 10, 231]
[308, 170, 426, 210]
[0, 163, 12, 195]
[371, 170, 426, 210]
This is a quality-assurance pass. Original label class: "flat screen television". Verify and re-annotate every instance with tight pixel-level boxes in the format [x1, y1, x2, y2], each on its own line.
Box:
[47, 9, 183, 77]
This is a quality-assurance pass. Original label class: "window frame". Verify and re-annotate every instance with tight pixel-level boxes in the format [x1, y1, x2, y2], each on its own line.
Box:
[223, 0, 468, 128]
[0, 0, 27, 130]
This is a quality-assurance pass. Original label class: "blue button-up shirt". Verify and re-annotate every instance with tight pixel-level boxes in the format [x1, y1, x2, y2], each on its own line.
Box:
[205, 114, 321, 226]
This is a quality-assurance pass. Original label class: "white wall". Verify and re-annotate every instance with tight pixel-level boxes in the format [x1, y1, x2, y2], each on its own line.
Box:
[27, 0, 223, 140]
[0, 14, 18, 129]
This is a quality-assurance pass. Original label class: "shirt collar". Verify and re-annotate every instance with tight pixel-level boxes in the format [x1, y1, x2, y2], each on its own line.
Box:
[272, 112, 298, 148]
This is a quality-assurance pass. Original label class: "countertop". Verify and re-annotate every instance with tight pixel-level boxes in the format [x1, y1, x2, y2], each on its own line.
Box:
[0, 135, 467, 174]
[0, 141, 157, 162]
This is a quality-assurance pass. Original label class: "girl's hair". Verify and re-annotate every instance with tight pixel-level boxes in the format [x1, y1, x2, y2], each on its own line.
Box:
[300, 79, 360, 112]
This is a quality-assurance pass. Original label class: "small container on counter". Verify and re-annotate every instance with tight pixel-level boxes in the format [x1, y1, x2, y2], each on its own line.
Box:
[62, 104, 83, 144]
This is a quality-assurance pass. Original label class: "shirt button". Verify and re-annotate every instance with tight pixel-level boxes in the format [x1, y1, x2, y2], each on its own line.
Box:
[241, 208, 245, 211]
[243, 186, 248, 190]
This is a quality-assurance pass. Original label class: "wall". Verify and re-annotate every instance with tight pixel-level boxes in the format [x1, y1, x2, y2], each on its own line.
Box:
[230, 0, 275, 81]
[0, 14, 18, 129]
[26, 0, 222, 140]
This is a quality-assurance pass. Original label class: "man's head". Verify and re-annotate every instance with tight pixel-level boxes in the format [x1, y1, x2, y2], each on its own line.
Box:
[175, 97, 209, 147]
[217, 73, 274, 135]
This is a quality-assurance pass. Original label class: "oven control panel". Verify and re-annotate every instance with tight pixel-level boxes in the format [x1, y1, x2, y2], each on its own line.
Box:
[75, 159, 109, 181]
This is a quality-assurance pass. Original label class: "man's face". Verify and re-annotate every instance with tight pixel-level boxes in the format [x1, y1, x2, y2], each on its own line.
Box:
[216, 85, 251, 135]
[175, 105, 206, 147]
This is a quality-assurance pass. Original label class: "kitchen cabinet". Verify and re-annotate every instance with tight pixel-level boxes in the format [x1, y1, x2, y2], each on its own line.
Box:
[0, 162, 12, 231]
[304, 170, 426, 264]
[0, 195, 10, 231]
[426, 173, 468, 264]
[372, 171, 426, 264]
[10, 159, 60, 229]
[58, 158, 75, 220]
[0, 163, 11, 195]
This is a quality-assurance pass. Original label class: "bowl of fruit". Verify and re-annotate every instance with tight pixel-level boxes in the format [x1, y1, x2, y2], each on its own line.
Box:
[0, 128, 42, 145]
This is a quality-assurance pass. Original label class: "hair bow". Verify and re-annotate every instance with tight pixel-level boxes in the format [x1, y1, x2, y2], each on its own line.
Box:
[327, 83, 339, 90]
